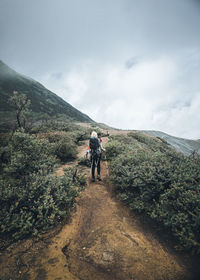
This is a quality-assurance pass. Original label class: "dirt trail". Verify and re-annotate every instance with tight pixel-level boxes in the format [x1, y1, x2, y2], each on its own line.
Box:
[0, 136, 195, 280]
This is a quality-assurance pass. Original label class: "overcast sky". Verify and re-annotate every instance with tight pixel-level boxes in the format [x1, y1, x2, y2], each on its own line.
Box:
[1, 0, 200, 139]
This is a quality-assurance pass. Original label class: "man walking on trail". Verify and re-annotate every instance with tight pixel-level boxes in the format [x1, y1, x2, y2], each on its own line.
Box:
[88, 131, 105, 182]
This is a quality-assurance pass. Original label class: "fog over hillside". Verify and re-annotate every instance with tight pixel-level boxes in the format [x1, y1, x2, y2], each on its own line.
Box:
[0, 0, 200, 139]
[0, 60, 93, 123]
[142, 130, 200, 155]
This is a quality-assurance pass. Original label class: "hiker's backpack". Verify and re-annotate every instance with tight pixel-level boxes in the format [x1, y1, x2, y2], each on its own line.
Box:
[89, 137, 100, 156]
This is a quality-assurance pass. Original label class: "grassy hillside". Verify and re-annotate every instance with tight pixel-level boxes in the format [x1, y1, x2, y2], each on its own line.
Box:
[142, 130, 200, 156]
[0, 60, 93, 123]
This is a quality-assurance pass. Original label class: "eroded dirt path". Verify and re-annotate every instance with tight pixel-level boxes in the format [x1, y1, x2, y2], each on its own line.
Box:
[0, 136, 195, 280]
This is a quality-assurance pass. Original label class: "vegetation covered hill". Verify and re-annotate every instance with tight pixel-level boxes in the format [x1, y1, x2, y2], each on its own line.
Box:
[0, 60, 93, 123]
[142, 130, 200, 156]
[1, 129, 199, 280]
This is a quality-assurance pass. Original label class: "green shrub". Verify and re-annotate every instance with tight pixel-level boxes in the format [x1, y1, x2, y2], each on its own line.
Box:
[0, 169, 81, 240]
[107, 134, 200, 254]
[105, 139, 126, 160]
[63, 167, 87, 187]
[78, 157, 91, 167]
[54, 137, 77, 162]
[110, 149, 174, 211]
[1, 131, 56, 181]
[44, 133, 78, 162]
[0, 131, 84, 240]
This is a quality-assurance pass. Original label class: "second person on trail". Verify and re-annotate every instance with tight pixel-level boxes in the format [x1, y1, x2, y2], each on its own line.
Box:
[88, 131, 105, 182]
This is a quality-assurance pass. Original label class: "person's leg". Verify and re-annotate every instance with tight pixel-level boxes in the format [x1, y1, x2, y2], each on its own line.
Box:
[91, 155, 95, 181]
[97, 154, 101, 180]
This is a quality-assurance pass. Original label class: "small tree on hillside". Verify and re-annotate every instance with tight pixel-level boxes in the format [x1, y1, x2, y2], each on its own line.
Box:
[9, 91, 31, 129]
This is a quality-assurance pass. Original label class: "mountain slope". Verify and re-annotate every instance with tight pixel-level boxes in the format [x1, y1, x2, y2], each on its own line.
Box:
[142, 130, 200, 155]
[0, 60, 93, 122]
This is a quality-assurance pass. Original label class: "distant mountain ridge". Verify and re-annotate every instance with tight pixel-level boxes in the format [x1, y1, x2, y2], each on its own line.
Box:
[142, 130, 200, 156]
[0, 60, 93, 123]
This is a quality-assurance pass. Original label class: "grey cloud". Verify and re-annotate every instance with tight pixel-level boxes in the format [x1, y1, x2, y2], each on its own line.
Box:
[0, 0, 200, 138]
[2, 0, 200, 71]
[125, 57, 139, 69]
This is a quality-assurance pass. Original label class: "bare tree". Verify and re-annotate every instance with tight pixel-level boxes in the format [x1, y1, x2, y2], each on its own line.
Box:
[9, 91, 31, 129]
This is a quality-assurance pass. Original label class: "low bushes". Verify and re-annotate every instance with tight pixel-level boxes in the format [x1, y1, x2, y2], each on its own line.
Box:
[45, 133, 78, 162]
[0, 131, 85, 240]
[78, 157, 91, 167]
[54, 136, 77, 162]
[106, 133, 200, 254]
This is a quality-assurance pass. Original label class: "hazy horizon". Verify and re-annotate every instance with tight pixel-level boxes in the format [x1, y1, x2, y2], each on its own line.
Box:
[1, 0, 200, 139]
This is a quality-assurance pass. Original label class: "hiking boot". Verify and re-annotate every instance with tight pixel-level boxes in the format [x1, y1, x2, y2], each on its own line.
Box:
[92, 177, 95, 182]
[97, 175, 102, 181]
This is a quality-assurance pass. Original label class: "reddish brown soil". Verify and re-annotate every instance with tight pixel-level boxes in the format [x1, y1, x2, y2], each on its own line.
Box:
[0, 133, 198, 280]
